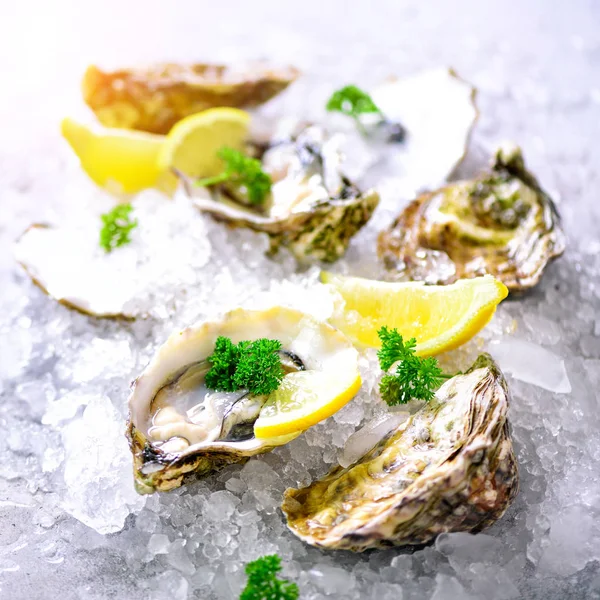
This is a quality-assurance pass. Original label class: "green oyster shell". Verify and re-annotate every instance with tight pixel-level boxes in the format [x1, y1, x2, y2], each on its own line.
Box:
[179, 125, 380, 264]
[378, 145, 565, 291]
[282, 354, 518, 551]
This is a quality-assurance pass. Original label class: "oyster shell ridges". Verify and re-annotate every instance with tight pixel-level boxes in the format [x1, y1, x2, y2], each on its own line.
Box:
[182, 124, 380, 263]
[377, 145, 566, 291]
[83, 62, 300, 134]
[281, 354, 518, 551]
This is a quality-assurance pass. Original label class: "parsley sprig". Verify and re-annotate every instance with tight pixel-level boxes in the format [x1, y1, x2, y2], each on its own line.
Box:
[99, 203, 138, 253]
[205, 336, 284, 396]
[196, 147, 272, 205]
[240, 555, 299, 600]
[377, 327, 451, 406]
[326, 85, 406, 142]
[326, 85, 383, 123]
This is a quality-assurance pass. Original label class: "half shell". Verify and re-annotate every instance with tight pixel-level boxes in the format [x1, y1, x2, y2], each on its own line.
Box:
[181, 124, 380, 263]
[335, 68, 478, 195]
[127, 306, 360, 493]
[282, 354, 518, 551]
[13, 194, 211, 319]
[378, 144, 566, 290]
[83, 62, 299, 134]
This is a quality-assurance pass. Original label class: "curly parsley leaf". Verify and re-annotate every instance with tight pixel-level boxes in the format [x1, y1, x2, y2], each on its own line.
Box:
[234, 338, 284, 396]
[205, 336, 245, 392]
[99, 203, 138, 253]
[240, 554, 299, 600]
[206, 337, 284, 396]
[377, 327, 450, 405]
[196, 147, 272, 205]
[326, 85, 383, 121]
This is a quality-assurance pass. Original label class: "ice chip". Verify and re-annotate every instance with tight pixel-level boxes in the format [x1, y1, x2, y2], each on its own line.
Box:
[42, 391, 95, 427]
[490, 338, 572, 393]
[309, 564, 355, 595]
[436, 532, 504, 563]
[431, 574, 478, 600]
[147, 533, 170, 555]
[150, 570, 189, 600]
[60, 395, 146, 534]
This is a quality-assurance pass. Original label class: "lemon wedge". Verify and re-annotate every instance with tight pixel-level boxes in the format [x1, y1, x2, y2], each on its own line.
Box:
[321, 272, 508, 356]
[254, 369, 362, 439]
[61, 117, 175, 195]
[157, 107, 250, 178]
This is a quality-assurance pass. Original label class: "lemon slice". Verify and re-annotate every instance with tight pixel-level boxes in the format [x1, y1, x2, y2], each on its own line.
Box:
[157, 107, 250, 178]
[322, 272, 508, 356]
[254, 370, 362, 439]
[61, 117, 176, 195]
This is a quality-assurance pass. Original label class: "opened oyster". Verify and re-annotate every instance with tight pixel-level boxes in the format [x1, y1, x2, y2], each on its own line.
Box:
[180, 124, 380, 263]
[127, 306, 360, 493]
[282, 354, 518, 551]
[333, 68, 478, 194]
[83, 62, 299, 134]
[378, 144, 566, 290]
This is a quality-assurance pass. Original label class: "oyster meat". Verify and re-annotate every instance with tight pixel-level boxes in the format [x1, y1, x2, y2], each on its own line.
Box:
[378, 144, 566, 290]
[180, 124, 380, 263]
[127, 306, 360, 493]
[282, 354, 518, 551]
[83, 62, 299, 134]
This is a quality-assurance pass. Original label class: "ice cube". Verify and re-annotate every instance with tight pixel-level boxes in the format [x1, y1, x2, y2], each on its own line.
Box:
[60, 395, 146, 534]
[147, 533, 170, 555]
[489, 338, 571, 393]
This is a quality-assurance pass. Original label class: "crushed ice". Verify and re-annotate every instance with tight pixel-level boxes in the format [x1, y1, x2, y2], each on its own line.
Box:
[2, 19, 600, 600]
[489, 338, 572, 393]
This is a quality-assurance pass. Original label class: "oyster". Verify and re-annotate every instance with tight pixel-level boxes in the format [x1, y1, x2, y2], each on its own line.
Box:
[378, 144, 566, 290]
[83, 62, 299, 134]
[13, 194, 211, 319]
[282, 354, 518, 551]
[127, 306, 360, 493]
[180, 124, 380, 263]
[334, 68, 478, 194]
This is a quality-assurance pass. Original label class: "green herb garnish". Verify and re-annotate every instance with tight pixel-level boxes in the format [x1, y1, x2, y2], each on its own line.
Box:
[99, 203, 138, 253]
[196, 147, 272, 205]
[377, 326, 451, 405]
[206, 336, 284, 396]
[240, 554, 299, 600]
[326, 85, 383, 125]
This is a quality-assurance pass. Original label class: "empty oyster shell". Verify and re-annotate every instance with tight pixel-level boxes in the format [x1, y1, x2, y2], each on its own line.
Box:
[127, 306, 360, 493]
[378, 144, 566, 290]
[282, 354, 518, 551]
[180, 124, 380, 263]
[13, 194, 211, 319]
[83, 62, 299, 134]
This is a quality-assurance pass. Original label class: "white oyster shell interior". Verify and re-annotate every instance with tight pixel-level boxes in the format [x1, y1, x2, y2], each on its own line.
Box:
[14, 193, 211, 318]
[129, 306, 360, 456]
[334, 68, 477, 197]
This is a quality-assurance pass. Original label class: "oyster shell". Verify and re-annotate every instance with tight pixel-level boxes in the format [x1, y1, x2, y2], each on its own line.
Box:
[378, 144, 566, 290]
[13, 194, 211, 319]
[83, 62, 299, 134]
[127, 306, 360, 493]
[282, 354, 518, 551]
[334, 68, 478, 194]
[180, 124, 380, 263]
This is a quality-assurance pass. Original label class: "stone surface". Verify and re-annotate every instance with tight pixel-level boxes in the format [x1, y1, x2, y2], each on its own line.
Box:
[1, 1, 600, 599]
